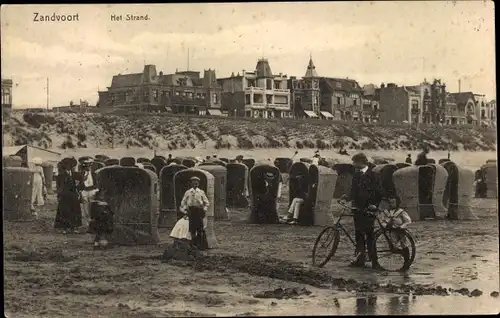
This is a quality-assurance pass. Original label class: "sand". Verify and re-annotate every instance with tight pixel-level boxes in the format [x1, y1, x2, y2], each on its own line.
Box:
[4, 182, 499, 317]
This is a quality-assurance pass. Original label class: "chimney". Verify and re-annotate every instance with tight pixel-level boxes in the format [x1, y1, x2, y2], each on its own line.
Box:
[458, 79, 461, 93]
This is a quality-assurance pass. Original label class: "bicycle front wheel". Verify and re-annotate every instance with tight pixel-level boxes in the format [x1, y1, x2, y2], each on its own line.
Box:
[372, 228, 416, 272]
[312, 226, 340, 268]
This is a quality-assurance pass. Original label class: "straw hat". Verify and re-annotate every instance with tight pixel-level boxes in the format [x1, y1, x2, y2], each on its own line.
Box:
[32, 157, 43, 165]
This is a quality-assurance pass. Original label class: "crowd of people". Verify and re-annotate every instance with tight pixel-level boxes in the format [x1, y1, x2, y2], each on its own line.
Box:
[28, 146, 437, 261]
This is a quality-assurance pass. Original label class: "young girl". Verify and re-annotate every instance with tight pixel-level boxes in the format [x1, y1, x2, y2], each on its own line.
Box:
[89, 190, 114, 249]
[380, 196, 412, 267]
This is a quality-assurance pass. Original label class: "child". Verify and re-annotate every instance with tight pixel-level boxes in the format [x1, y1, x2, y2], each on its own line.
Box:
[380, 196, 412, 267]
[89, 190, 114, 249]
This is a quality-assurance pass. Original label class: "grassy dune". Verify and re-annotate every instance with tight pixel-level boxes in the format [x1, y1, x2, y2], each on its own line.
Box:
[2, 110, 496, 152]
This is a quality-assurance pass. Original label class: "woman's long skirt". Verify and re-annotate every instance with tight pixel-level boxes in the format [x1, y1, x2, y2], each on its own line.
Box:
[54, 194, 82, 230]
[31, 173, 45, 209]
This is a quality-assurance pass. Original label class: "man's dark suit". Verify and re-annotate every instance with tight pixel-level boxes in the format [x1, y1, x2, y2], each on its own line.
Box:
[349, 167, 383, 265]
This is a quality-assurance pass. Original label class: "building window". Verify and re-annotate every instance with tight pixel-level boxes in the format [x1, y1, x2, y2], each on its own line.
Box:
[266, 95, 273, 104]
[411, 100, 419, 112]
[274, 81, 280, 89]
[254, 94, 264, 103]
[353, 99, 357, 106]
[336, 97, 341, 105]
[247, 79, 255, 88]
[212, 93, 218, 103]
[275, 96, 288, 104]
[175, 91, 180, 96]
[266, 79, 272, 90]
[153, 89, 159, 102]
[245, 94, 251, 105]
[187, 92, 193, 99]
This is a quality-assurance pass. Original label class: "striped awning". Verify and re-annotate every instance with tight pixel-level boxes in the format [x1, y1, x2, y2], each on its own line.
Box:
[304, 110, 318, 118]
[208, 109, 223, 116]
[320, 111, 334, 118]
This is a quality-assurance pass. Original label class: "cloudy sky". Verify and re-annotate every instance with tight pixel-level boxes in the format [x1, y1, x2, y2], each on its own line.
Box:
[1, 2, 495, 108]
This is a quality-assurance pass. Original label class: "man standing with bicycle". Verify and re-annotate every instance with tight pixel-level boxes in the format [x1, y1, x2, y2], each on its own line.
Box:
[347, 153, 383, 268]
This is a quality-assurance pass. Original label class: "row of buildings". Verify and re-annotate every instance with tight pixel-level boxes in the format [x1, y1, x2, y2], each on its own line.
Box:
[97, 57, 496, 127]
[4, 56, 493, 127]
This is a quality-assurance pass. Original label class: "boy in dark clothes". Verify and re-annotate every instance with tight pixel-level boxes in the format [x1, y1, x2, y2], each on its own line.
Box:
[89, 190, 114, 249]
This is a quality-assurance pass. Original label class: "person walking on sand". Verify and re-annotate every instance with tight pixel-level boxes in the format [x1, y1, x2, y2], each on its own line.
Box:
[180, 176, 210, 250]
[77, 157, 98, 230]
[54, 158, 82, 233]
[30, 157, 47, 219]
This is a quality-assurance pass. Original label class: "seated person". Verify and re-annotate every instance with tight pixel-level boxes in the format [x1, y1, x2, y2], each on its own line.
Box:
[281, 175, 308, 225]
[474, 178, 487, 198]
[379, 196, 412, 264]
[89, 190, 114, 249]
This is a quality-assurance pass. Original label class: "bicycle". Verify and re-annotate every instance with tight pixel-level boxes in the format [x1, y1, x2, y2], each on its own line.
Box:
[312, 198, 416, 272]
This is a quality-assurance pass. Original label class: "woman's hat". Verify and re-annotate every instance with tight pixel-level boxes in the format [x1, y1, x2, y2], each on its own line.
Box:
[61, 157, 77, 169]
[79, 156, 94, 165]
[32, 157, 43, 165]
[190, 176, 201, 181]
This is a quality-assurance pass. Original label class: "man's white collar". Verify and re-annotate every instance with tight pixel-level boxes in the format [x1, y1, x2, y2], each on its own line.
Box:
[361, 166, 369, 173]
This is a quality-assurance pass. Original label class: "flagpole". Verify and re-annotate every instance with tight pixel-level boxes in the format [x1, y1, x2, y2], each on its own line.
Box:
[46, 77, 49, 111]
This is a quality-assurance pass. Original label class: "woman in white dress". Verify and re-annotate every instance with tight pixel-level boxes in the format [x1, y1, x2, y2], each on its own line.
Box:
[31, 157, 47, 218]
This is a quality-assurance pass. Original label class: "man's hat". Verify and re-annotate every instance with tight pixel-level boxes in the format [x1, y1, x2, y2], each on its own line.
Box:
[190, 176, 201, 181]
[61, 157, 77, 169]
[79, 156, 94, 165]
[236, 155, 243, 160]
[351, 152, 369, 164]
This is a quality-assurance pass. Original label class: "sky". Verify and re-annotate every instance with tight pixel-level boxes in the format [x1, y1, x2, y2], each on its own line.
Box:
[1, 2, 496, 108]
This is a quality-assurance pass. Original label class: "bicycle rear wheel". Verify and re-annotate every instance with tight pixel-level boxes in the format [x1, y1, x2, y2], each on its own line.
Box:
[372, 228, 416, 272]
[312, 226, 340, 268]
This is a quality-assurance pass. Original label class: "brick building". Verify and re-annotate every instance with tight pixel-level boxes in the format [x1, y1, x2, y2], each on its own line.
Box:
[319, 77, 364, 121]
[2, 78, 13, 110]
[379, 79, 446, 124]
[97, 65, 222, 115]
[218, 58, 292, 118]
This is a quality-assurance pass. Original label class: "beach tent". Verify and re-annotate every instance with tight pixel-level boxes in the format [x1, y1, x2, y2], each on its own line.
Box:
[158, 164, 188, 227]
[198, 165, 228, 220]
[332, 163, 355, 198]
[96, 166, 160, 245]
[289, 162, 337, 226]
[393, 164, 448, 221]
[3, 145, 61, 166]
[226, 163, 249, 208]
[441, 161, 477, 220]
[248, 163, 281, 224]
[3, 167, 36, 221]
